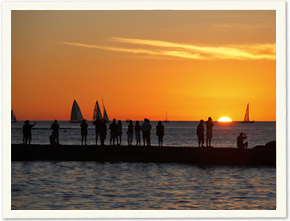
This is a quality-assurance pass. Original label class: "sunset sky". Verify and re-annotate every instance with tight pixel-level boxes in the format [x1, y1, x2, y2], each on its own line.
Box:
[11, 10, 276, 121]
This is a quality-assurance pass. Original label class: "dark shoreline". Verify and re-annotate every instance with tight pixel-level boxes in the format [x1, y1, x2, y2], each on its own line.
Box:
[11, 144, 276, 167]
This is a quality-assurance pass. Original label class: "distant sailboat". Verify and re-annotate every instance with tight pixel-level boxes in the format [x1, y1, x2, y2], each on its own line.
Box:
[102, 99, 110, 123]
[70, 100, 83, 123]
[93, 101, 102, 121]
[163, 111, 170, 123]
[11, 110, 17, 123]
[241, 103, 254, 123]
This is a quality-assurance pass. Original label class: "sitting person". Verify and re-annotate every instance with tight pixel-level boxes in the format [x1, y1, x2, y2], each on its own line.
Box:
[237, 132, 248, 149]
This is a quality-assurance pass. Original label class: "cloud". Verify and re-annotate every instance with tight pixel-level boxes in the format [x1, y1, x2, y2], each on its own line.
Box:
[111, 37, 276, 60]
[59, 38, 276, 61]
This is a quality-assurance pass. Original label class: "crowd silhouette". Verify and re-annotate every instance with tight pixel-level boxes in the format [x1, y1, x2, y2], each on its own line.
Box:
[20, 118, 249, 149]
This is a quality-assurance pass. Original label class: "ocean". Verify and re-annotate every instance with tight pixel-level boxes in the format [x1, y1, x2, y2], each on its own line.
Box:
[11, 121, 276, 210]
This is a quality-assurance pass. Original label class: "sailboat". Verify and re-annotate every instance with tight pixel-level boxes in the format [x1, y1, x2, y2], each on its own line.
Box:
[70, 100, 83, 123]
[93, 101, 103, 121]
[241, 103, 255, 123]
[93, 100, 110, 123]
[11, 110, 17, 123]
[163, 111, 170, 123]
[102, 99, 110, 123]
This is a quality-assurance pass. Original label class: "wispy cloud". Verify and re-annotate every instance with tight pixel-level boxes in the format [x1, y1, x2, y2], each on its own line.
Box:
[59, 38, 276, 60]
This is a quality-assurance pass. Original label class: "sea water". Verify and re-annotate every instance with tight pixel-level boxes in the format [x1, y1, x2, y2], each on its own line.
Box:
[11, 121, 276, 210]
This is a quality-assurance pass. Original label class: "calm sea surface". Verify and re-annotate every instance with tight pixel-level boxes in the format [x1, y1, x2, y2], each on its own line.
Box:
[11, 121, 276, 210]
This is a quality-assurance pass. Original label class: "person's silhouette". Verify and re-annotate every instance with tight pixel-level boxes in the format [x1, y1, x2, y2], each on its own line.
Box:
[156, 121, 164, 147]
[22, 120, 36, 144]
[205, 117, 214, 147]
[109, 119, 118, 146]
[237, 132, 248, 149]
[141, 118, 150, 146]
[147, 119, 152, 146]
[51, 120, 60, 144]
[197, 120, 204, 147]
[80, 119, 88, 145]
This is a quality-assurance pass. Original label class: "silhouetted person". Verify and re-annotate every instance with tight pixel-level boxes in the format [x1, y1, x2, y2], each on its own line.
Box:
[237, 132, 248, 149]
[117, 120, 122, 145]
[156, 121, 164, 147]
[100, 119, 107, 145]
[134, 120, 141, 146]
[22, 120, 36, 144]
[127, 120, 134, 146]
[51, 120, 60, 144]
[147, 119, 152, 146]
[109, 118, 118, 145]
[141, 118, 150, 146]
[205, 117, 214, 147]
[197, 120, 204, 147]
[80, 119, 88, 145]
[93, 116, 102, 145]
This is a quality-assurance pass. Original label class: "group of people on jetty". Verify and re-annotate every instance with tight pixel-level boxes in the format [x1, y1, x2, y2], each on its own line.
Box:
[21, 117, 248, 149]
[81, 116, 164, 147]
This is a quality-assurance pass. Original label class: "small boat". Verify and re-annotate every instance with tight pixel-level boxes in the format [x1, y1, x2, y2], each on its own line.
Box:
[70, 100, 83, 123]
[93, 101, 102, 121]
[126, 119, 131, 123]
[241, 103, 254, 123]
[11, 110, 17, 123]
[163, 111, 170, 123]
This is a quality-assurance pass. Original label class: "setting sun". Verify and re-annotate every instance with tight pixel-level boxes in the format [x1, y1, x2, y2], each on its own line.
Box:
[218, 117, 232, 122]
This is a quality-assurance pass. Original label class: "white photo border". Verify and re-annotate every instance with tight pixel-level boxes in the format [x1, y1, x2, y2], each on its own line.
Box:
[2, 1, 286, 218]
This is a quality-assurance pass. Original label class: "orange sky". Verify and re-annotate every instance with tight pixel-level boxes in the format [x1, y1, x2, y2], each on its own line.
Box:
[11, 10, 276, 121]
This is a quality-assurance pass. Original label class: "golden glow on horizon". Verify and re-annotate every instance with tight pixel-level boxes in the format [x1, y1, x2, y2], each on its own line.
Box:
[11, 10, 276, 121]
[218, 117, 233, 122]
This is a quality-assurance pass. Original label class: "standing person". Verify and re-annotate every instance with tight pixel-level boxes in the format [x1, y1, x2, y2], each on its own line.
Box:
[93, 116, 102, 145]
[147, 119, 152, 146]
[22, 120, 36, 144]
[127, 120, 134, 146]
[117, 120, 122, 146]
[156, 121, 164, 147]
[51, 120, 60, 144]
[141, 118, 150, 146]
[134, 120, 141, 146]
[80, 119, 88, 145]
[205, 117, 214, 147]
[196, 120, 204, 147]
[109, 118, 118, 146]
[237, 132, 248, 149]
[100, 119, 107, 146]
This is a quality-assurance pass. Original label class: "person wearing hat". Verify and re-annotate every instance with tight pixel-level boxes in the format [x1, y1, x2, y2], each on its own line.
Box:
[237, 132, 248, 149]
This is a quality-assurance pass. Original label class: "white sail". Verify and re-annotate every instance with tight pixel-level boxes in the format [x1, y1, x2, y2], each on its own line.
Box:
[102, 99, 109, 123]
[93, 101, 102, 121]
[11, 110, 17, 122]
[70, 100, 83, 122]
